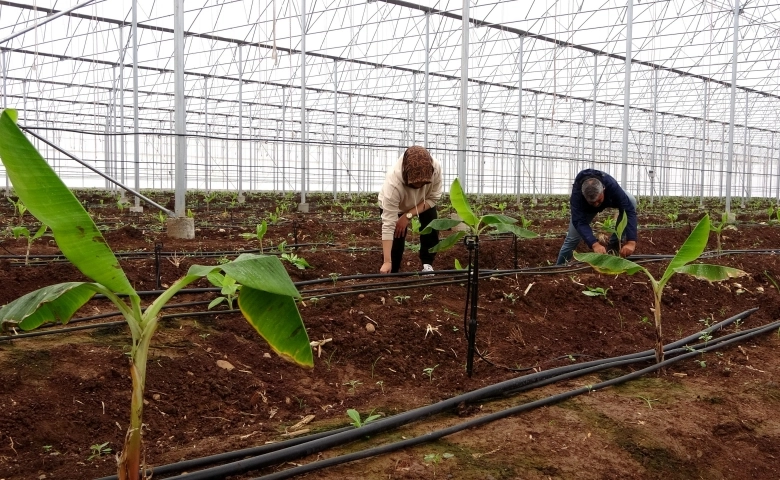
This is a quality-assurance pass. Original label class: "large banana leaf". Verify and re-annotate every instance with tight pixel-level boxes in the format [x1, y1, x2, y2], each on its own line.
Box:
[0, 109, 133, 295]
[187, 254, 300, 298]
[238, 287, 313, 367]
[419, 218, 462, 235]
[490, 223, 538, 239]
[573, 252, 645, 275]
[674, 264, 746, 281]
[660, 215, 710, 285]
[481, 214, 518, 225]
[429, 231, 466, 253]
[449, 178, 478, 227]
[0, 282, 101, 331]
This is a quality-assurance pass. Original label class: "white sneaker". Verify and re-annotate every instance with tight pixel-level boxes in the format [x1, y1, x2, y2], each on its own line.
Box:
[422, 264, 434, 272]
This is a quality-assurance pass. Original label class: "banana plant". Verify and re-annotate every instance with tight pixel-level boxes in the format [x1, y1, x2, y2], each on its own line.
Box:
[0, 109, 313, 480]
[574, 214, 746, 365]
[11, 224, 47, 265]
[421, 178, 537, 251]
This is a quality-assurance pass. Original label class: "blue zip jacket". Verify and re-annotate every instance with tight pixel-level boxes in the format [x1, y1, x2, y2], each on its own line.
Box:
[570, 169, 637, 248]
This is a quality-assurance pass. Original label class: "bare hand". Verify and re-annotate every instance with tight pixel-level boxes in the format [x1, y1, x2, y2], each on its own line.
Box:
[592, 243, 607, 254]
[380, 261, 392, 273]
[394, 216, 409, 238]
[620, 241, 636, 258]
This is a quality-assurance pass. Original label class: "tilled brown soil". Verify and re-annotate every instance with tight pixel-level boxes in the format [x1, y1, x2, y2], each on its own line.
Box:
[0, 194, 779, 480]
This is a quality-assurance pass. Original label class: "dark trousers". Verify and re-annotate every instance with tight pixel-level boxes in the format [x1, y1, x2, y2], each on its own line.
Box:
[383, 207, 439, 273]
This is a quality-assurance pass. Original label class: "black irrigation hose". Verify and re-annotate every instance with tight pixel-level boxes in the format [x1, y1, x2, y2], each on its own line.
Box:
[134, 309, 758, 480]
[253, 318, 780, 480]
[93, 427, 356, 480]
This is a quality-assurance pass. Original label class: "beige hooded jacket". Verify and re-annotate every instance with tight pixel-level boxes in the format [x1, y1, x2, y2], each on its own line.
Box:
[377, 154, 443, 241]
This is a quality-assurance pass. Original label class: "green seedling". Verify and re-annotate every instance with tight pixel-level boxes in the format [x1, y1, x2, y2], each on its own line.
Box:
[206, 272, 240, 310]
[88, 442, 112, 461]
[491, 201, 507, 213]
[376, 380, 385, 394]
[240, 221, 268, 252]
[421, 178, 536, 252]
[422, 364, 439, 382]
[0, 109, 313, 480]
[709, 212, 737, 254]
[328, 273, 340, 286]
[186, 208, 195, 219]
[346, 408, 381, 428]
[371, 355, 382, 378]
[667, 212, 678, 227]
[454, 259, 467, 270]
[203, 191, 218, 211]
[393, 295, 410, 304]
[11, 224, 47, 265]
[575, 214, 746, 365]
[116, 199, 130, 212]
[503, 292, 518, 304]
[281, 253, 312, 270]
[7, 197, 27, 223]
[343, 379, 362, 393]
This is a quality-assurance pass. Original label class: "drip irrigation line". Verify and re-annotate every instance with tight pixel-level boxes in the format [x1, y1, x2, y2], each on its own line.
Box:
[143, 309, 759, 480]
[251, 319, 780, 480]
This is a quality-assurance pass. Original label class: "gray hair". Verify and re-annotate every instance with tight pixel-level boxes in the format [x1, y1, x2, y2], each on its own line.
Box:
[581, 178, 604, 203]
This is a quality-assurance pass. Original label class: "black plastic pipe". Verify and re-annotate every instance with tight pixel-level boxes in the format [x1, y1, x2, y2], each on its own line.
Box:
[143, 308, 757, 480]
[253, 318, 780, 480]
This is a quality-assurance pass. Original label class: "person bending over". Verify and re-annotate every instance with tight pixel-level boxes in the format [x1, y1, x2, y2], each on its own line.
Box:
[556, 168, 637, 265]
[377, 146, 443, 273]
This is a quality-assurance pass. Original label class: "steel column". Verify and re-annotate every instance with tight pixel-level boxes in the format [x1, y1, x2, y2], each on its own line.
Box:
[726, 0, 739, 213]
[173, 0, 187, 216]
[621, 0, 633, 187]
[458, 0, 469, 187]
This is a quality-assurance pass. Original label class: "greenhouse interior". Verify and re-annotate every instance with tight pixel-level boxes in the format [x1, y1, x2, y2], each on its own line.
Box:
[1, 1, 780, 480]
[1, 0, 779, 206]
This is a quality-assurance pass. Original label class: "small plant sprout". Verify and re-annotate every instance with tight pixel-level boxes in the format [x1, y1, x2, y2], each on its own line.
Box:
[346, 408, 381, 428]
[343, 379, 362, 393]
[156, 211, 166, 227]
[88, 442, 112, 461]
[328, 273, 340, 286]
[206, 272, 240, 310]
[376, 380, 385, 394]
[421, 178, 537, 252]
[422, 364, 439, 382]
[709, 212, 737, 254]
[11, 224, 47, 265]
[582, 286, 612, 305]
[637, 396, 659, 409]
[393, 295, 410, 304]
[281, 252, 313, 270]
[667, 212, 679, 227]
[454, 258, 466, 270]
[0, 108, 313, 480]
[240, 221, 269, 252]
[7, 197, 28, 223]
[696, 359, 707, 368]
[503, 292, 518, 304]
[371, 355, 383, 378]
[203, 191, 218, 211]
[422, 293, 433, 301]
[575, 214, 746, 365]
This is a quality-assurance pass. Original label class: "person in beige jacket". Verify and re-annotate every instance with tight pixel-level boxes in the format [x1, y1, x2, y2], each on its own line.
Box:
[377, 146, 443, 273]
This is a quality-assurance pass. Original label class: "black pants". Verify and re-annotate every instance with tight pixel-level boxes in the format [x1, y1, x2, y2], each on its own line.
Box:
[383, 207, 439, 273]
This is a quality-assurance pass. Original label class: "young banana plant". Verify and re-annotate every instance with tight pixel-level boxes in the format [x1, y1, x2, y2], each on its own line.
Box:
[421, 178, 537, 251]
[574, 214, 746, 365]
[0, 109, 313, 479]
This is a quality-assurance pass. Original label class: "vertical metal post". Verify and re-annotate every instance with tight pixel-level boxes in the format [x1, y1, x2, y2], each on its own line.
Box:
[458, 0, 469, 187]
[622, 0, 633, 187]
[132, 0, 141, 205]
[743, 90, 749, 205]
[532, 93, 538, 202]
[516, 36, 523, 201]
[424, 13, 430, 148]
[333, 59, 338, 199]
[105, 69, 112, 190]
[204, 78, 210, 191]
[592, 53, 597, 168]
[3, 50, 7, 194]
[412, 74, 417, 145]
[238, 45, 243, 196]
[300, 0, 308, 205]
[651, 67, 657, 204]
[700, 81, 707, 207]
[119, 26, 125, 190]
[173, 0, 187, 216]
[726, 0, 739, 214]
[477, 85, 483, 196]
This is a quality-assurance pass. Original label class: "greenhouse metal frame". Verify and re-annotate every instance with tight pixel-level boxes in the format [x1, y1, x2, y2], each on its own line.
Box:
[1, 0, 780, 214]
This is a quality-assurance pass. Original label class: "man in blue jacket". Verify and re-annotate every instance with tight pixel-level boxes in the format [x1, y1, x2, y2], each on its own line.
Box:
[556, 169, 637, 265]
